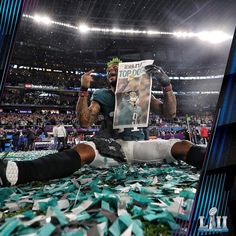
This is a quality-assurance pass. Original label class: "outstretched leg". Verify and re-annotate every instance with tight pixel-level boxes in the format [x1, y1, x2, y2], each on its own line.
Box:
[0, 143, 95, 187]
[171, 140, 206, 169]
[0, 139, 207, 187]
[120, 139, 206, 169]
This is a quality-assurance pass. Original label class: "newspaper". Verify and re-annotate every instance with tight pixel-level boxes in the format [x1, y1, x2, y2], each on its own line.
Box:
[113, 60, 154, 130]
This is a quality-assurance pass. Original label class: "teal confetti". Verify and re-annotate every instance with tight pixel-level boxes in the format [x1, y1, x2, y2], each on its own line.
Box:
[37, 223, 55, 236]
[0, 218, 20, 236]
[0, 150, 199, 235]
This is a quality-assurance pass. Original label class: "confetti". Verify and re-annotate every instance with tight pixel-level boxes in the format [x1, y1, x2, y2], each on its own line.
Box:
[0, 151, 200, 235]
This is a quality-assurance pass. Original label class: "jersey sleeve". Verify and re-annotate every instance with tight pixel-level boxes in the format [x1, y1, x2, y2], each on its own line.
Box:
[91, 89, 108, 105]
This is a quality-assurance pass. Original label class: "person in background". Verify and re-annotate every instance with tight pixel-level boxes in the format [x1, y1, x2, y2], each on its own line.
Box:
[26, 128, 35, 151]
[51, 119, 58, 150]
[200, 124, 209, 145]
[53, 122, 67, 150]
[12, 129, 20, 152]
[0, 128, 7, 152]
[38, 131, 46, 140]
[183, 128, 191, 141]
[18, 131, 27, 151]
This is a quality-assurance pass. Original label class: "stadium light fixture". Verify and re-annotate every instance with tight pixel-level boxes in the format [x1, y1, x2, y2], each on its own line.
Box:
[147, 30, 161, 35]
[23, 14, 232, 44]
[33, 14, 52, 25]
[111, 27, 121, 33]
[78, 23, 90, 33]
[173, 31, 196, 38]
[197, 31, 233, 44]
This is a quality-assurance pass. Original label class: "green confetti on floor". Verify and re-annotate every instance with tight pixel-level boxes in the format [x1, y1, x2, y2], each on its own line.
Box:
[0, 150, 200, 235]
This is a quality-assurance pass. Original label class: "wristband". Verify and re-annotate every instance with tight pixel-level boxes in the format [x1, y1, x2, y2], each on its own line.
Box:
[80, 87, 88, 91]
[163, 84, 172, 92]
[79, 91, 89, 97]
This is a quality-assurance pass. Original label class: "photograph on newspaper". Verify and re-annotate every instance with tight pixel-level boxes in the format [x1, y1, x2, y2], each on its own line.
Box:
[113, 60, 154, 129]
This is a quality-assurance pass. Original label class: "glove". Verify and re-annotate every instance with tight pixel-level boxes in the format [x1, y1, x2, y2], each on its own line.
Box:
[145, 65, 170, 87]
[91, 137, 126, 163]
[81, 69, 94, 88]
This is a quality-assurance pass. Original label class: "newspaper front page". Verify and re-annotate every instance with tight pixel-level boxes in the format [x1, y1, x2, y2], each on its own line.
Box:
[113, 60, 154, 130]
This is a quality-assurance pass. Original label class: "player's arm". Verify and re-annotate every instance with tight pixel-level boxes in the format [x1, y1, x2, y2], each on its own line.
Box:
[150, 93, 176, 118]
[76, 100, 101, 128]
[146, 65, 176, 118]
[76, 70, 101, 128]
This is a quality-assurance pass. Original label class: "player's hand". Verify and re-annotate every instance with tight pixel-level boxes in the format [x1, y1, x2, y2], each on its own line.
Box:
[145, 65, 170, 87]
[81, 70, 94, 88]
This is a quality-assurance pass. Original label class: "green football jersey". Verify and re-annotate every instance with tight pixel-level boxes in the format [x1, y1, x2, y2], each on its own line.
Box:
[91, 89, 144, 140]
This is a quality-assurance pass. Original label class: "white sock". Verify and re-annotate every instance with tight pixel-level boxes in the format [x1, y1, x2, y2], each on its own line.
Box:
[6, 161, 19, 186]
[85, 142, 120, 168]
[130, 139, 180, 164]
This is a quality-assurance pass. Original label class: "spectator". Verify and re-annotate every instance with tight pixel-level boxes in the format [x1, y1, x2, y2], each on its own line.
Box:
[0, 128, 7, 152]
[26, 128, 35, 151]
[200, 124, 209, 145]
[183, 128, 191, 141]
[12, 129, 20, 151]
[18, 131, 27, 151]
[38, 132, 46, 140]
[53, 122, 67, 150]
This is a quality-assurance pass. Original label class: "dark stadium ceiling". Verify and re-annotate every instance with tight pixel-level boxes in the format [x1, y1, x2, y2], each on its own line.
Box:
[24, 0, 236, 32]
[12, 0, 236, 70]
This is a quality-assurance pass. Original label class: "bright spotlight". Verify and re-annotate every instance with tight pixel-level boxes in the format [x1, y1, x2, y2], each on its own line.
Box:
[78, 23, 90, 33]
[23, 14, 233, 44]
[33, 14, 52, 25]
[173, 31, 195, 38]
[147, 30, 159, 35]
[197, 31, 232, 44]
[33, 14, 41, 23]
[112, 28, 121, 33]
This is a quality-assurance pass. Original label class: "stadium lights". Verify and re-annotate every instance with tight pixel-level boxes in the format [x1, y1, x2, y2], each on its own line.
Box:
[89, 27, 146, 34]
[33, 14, 52, 25]
[174, 30, 233, 44]
[197, 31, 232, 44]
[24, 14, 78, 29]
[23, 14, 232, 44]
[173, 31, 196, 38]
[78, 23, 90, 33]
[147, 30, 172, 36]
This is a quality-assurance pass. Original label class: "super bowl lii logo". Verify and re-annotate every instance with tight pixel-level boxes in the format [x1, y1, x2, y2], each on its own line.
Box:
[198, 207, 228, 233]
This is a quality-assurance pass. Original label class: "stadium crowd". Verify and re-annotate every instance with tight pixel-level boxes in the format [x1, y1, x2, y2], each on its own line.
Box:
[6, 68, 108, 88]
[0, 111, 212, 152]
[0, 112, 78, 128]
[0, 65, 217, 152]
[1, 90, 219, 116]
[6, 67, 222, 91]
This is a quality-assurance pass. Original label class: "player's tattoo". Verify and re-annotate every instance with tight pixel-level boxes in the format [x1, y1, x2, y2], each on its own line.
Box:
[88, 102, 101, 126]
[76, 97, 101, 128]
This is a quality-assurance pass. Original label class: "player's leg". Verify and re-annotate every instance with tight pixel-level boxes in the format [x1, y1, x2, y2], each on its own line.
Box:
[0, 143, 95, 187]
[120, 139, 206, 169]
[119, 139, 179, 164]
[83, 141, 121, 168]
[171, 140, 206, 169]
[91, 138, 206, 169]
[57, 137, 62, 150]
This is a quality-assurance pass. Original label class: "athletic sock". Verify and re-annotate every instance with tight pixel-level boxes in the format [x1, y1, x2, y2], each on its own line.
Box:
[15, 149, 81, 185]
[6, 161, 19, 185]
[185, 145, 206, 169]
